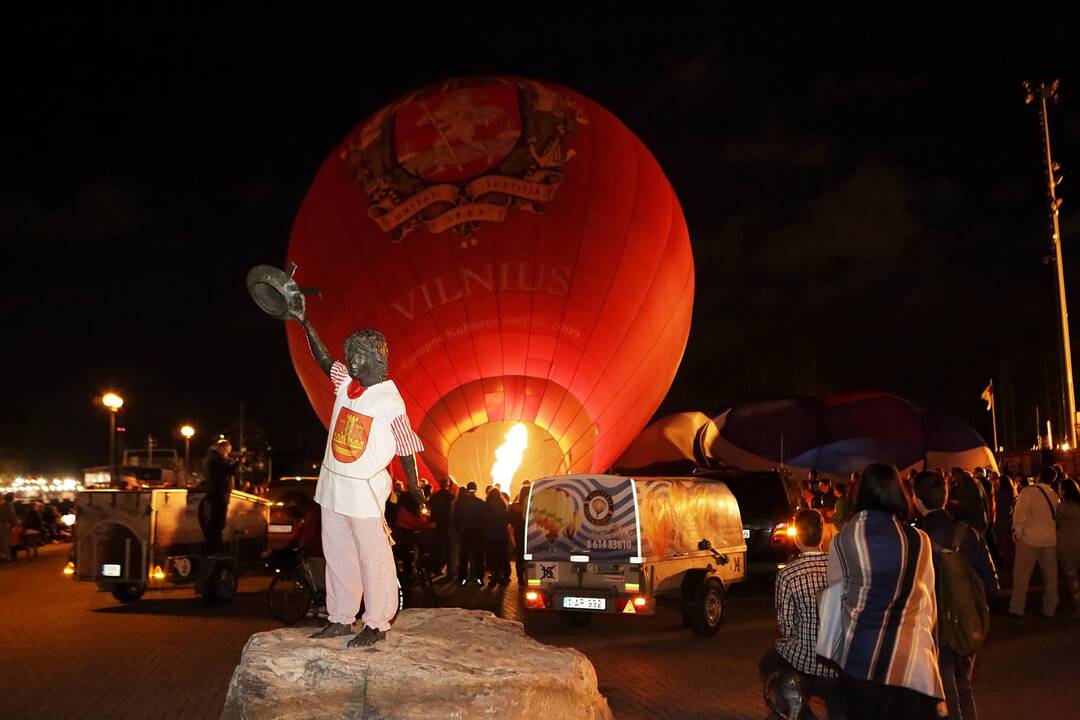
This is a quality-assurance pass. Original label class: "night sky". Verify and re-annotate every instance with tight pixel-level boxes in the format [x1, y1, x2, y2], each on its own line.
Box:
[6, 7, 1079, 475]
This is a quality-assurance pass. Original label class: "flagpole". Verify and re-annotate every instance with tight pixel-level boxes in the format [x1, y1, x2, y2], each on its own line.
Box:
[990, 383, 999, 452]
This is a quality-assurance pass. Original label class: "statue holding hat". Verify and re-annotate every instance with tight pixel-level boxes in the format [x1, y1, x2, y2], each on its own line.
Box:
[246, 264, 427, 647]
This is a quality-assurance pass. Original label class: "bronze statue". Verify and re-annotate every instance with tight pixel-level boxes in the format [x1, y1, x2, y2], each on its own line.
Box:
[247, 264, 426, 647]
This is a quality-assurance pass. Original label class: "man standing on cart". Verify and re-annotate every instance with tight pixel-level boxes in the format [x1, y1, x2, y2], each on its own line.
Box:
[294, 315, 427, 648]
[204, 438, 239, 554]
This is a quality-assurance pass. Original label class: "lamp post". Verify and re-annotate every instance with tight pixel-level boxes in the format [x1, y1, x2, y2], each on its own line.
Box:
[102, 392, 124, 467]
[180, 424, 195, 472]
[1025, 79, 1076, 447]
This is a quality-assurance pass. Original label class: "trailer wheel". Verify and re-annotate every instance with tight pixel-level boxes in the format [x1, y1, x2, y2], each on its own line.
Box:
[203, 562, 238, 605]
[682, 575, 724, 638]
[110, 583, 146, 604]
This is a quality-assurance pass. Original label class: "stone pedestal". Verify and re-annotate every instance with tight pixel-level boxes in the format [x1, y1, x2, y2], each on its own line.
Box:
[221, 608, 611, 720]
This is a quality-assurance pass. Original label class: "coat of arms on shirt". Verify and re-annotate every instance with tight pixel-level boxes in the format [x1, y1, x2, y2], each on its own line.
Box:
[331, 407, 373, 463]
[341, 77, 589, 246]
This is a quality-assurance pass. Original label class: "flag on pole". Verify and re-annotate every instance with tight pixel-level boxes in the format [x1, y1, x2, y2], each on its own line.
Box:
[980, 380, 994, 411]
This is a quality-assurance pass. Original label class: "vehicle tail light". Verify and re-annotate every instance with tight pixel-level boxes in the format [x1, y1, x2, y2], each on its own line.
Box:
[524, 590, 547, 609]
[771, 521, 797, 546]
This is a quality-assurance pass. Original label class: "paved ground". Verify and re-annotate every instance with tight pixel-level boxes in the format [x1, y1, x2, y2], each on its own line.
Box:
[2, 543, 1079, 719]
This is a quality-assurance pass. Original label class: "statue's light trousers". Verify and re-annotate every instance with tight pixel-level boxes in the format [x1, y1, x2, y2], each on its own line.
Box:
[321, 507, 398, 630]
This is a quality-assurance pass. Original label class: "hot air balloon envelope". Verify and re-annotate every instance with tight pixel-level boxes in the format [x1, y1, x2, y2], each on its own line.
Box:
[286, 76, 693, 496]
[698, 393, 997, 479]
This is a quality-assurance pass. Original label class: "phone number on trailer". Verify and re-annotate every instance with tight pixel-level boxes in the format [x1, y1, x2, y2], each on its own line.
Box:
[585, 538, 634, 550]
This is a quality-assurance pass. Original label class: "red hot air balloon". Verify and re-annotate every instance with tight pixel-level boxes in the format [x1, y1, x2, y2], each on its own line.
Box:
[285, 76, 693, 496]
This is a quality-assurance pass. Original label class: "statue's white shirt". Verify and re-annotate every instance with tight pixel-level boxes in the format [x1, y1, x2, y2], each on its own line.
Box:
[315, 361, 423, 519]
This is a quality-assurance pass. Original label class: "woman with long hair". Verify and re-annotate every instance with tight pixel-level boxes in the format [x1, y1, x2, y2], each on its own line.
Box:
[822, 463, 943, 719]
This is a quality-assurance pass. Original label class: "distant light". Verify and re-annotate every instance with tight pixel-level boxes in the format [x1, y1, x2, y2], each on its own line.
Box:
[151, 565, 166, 581]
[786, 525, 798, 538]
[62, 562, 75, 576]
[1063, 442, 1072, 452]
[102, 393, 124, 411]
[180, 425, 195, 439]
[61, 513, 76, 527]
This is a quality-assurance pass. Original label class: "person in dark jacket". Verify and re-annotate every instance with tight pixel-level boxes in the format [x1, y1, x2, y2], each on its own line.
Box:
[428, 478, 456, 577]
[508, 481, 530, 584]
[913, 470, 999, 720]
[203, 438, 238, 554]
[995, 472, 1019, 572]
[949, 468, 989, 536]
[483, 489, 512, 586]
[452, 482, 486, 586]
[21, 502, 45, 560]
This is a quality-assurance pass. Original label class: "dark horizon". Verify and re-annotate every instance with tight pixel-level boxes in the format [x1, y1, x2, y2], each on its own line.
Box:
[5, 7, 1080, 475]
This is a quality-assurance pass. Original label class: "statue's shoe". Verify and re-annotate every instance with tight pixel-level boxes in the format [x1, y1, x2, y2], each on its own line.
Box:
[347, 625, 387, 647]
[309, 622, 353, 639]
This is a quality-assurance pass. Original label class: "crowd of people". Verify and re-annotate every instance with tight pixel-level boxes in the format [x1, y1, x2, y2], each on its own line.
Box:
[0, 492, 72, 562]
[766, 461, 1080, 720]
[381, 476, 529, 588]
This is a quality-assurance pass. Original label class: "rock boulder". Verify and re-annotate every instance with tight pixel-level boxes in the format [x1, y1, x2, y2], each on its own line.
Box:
[221, 608, 611, 720]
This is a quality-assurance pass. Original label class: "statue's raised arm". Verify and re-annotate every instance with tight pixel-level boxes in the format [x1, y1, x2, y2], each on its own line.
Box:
[245, 263, 333, 377]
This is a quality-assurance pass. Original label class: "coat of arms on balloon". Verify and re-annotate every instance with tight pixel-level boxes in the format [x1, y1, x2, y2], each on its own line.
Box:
[341, 77, 589, 246]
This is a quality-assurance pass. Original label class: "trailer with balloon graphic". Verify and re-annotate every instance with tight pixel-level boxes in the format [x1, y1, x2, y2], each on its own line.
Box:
[521, 474, 746, 637]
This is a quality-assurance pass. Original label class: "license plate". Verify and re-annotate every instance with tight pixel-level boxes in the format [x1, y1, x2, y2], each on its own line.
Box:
[269, 524, 294, 533]
[742, 528, 750, 539]
[562, 596, 605, 610]
[102, 564, 121, 577]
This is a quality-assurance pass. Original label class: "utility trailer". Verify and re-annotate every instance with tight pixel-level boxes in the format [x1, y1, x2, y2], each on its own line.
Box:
[522, 474, 746, 637]
[72, 488, 269, 604]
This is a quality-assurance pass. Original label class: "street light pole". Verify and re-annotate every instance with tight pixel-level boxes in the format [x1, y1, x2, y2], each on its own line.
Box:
[102, 392, 125, 468]
[1025, 79, 1076, 448]
[109, 411, 116, 468]
[180, 425, 195, 474]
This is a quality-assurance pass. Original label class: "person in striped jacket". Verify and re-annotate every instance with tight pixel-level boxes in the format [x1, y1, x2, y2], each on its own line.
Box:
[821, 463, 944, 719]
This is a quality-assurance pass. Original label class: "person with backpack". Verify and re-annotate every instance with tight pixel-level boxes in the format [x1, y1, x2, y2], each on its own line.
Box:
[913, 471, 999, 720]
[1009, 466, 1060, 617]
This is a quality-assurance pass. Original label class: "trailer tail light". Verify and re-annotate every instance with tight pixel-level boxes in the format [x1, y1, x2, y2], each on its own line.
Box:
[622, 595, 648, 614]
[524, 591, 547, 609]
[62, 561, 75, 576]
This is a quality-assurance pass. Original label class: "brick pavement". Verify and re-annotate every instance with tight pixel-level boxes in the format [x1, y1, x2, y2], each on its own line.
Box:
[3, 544, 1080, 719]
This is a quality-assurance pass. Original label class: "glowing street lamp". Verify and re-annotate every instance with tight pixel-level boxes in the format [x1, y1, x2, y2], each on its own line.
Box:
[101, 392, 124, 467]
[180, 424, 195, 472]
